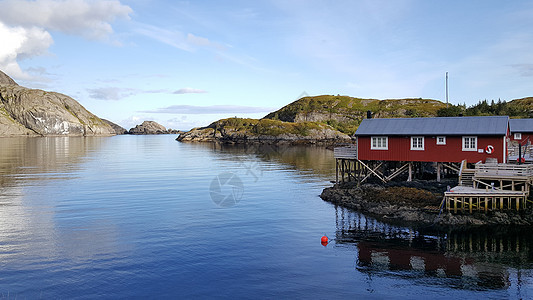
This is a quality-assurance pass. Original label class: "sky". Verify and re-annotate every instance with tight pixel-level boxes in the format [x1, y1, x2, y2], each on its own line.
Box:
[1, 0, 532, 130]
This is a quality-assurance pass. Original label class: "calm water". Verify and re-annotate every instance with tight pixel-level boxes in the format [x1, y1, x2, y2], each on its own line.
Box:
[0, 135, 532, 299]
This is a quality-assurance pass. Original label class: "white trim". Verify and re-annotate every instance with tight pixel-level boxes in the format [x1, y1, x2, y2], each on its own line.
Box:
[410, 136, 424, 150]
[514, 133, 522, 140]
[436, 136, 446, 145]
[371, 136, 388, 150]
[462, 136, 477, 151]
[503, 137, 506, 163]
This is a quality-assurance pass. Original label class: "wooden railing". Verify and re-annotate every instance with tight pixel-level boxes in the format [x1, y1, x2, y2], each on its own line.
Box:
[334, 145, 357, 159]
[475, 163, 533, 178]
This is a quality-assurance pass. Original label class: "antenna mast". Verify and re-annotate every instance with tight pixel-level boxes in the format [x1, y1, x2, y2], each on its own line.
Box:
[446, 72, 448, 108]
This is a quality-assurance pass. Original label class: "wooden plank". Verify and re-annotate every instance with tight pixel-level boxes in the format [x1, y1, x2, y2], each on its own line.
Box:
[334, 146, 357, 159]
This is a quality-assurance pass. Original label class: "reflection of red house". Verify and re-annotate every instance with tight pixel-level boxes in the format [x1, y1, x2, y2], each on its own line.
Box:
[355, 116, 509, 163]
[357, 241, 464, 276]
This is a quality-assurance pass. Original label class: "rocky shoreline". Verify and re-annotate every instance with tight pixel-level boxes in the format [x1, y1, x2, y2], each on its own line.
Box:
[320, 180, 533, 229]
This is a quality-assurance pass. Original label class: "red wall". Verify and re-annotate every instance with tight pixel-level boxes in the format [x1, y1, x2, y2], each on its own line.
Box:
[357, 135, 505, 163]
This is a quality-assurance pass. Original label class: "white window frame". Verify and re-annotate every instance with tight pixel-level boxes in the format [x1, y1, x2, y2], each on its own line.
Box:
[514, 133, 522, 140]
[371, 136, 388, 150]
[436, 136, 446, 145]
[410, 136, 424, 150]
[462, 136, 477, 151]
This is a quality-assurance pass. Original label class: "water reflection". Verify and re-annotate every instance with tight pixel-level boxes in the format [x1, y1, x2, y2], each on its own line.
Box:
[0, 136, 121, 264]
[187, 142, 336, 179]
[0, 136, 109, 187]
[334, 206, 533, 292]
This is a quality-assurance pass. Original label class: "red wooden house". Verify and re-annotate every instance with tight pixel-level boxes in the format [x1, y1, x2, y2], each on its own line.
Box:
[509, 119, 533, 161]
[354, 116, 509, 163]
[509, 119, 533, 144]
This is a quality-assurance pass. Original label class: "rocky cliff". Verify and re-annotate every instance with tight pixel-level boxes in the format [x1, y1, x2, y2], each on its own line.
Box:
[0, 70, 115, 136]
[177, 118, 351, 145]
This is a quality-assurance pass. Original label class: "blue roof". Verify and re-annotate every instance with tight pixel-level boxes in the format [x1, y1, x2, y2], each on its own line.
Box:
[509, 119, 533, 133]
[355, 116, 509, 136]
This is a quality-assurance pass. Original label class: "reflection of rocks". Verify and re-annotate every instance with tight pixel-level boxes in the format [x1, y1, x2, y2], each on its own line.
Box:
[0, 70, 115, 136]
[321, 182, 533, 227]
[197, 143, 337, 178]
[128, 120, 182, 135]
[0, 136, 108, 188]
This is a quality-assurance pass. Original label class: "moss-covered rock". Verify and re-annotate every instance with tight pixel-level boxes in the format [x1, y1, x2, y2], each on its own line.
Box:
[177, 117, 351, 145]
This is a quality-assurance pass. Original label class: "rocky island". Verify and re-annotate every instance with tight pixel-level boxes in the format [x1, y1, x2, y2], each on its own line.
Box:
[177, 117, 351, 145]
[128, 121, 181, 135]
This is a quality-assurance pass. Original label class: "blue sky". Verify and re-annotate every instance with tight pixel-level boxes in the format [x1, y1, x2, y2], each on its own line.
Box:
[1, 0, 532, 130]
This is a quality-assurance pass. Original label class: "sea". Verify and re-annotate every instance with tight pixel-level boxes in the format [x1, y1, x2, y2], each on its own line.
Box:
[0, 135, 532, 299]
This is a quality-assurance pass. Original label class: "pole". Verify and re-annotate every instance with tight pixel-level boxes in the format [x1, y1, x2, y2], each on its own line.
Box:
[519, 144, 522, 165]
[446, 72, 448, 108]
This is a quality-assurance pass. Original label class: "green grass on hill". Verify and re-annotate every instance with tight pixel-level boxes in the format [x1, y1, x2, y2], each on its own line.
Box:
[264, 95, 447, 135]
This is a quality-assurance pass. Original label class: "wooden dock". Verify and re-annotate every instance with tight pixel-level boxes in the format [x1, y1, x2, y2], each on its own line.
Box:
[444, 186, 527, 213]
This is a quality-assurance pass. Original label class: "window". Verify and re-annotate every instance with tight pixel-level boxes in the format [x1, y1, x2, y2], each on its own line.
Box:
[436, 136, 446, 145]
[411, 136, 424, 150]
[462, 136, 477, 151]
[371, 136, 388, 150]
[514, 133, 522, 140]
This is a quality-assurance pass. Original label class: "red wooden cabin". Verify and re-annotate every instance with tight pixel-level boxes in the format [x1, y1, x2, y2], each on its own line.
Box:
[355, 116, 509, 163]
[509, 119, 533, 144]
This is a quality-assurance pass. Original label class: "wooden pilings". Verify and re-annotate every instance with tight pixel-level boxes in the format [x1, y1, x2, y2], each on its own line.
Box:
[444, 186, 527, 213]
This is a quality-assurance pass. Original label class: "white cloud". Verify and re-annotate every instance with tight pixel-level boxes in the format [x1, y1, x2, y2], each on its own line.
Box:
[0, 22, 53, 80]
[87, 87, 135, 100]
[134, 23, 226, 53]
[143, 105, 276, 114]
[87, 86, 169, 100]
[0, 0, 132, 81]
[173, 88, 208, 94]
[0, 0, 132, 40]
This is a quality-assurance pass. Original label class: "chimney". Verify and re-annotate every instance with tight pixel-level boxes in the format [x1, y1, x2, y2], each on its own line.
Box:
[367, 110, 372, 119]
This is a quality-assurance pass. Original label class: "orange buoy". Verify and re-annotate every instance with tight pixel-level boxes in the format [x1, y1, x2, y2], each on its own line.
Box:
[321, 235, 328, 243]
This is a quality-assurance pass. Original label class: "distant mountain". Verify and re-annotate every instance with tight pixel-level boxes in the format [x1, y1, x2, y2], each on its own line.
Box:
[0, 70, 115, 136]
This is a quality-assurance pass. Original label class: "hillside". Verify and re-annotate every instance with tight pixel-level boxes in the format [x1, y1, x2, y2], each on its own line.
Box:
[0, 70, 115, 136]
[508, 97, 533, 115]
[264, 95, 447, 135]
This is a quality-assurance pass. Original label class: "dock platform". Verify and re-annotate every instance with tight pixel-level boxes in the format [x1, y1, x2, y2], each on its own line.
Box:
[444, 186, 527, 213]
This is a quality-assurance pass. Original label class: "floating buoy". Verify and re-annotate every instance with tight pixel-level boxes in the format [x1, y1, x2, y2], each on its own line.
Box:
[321, 235, 328, 244]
